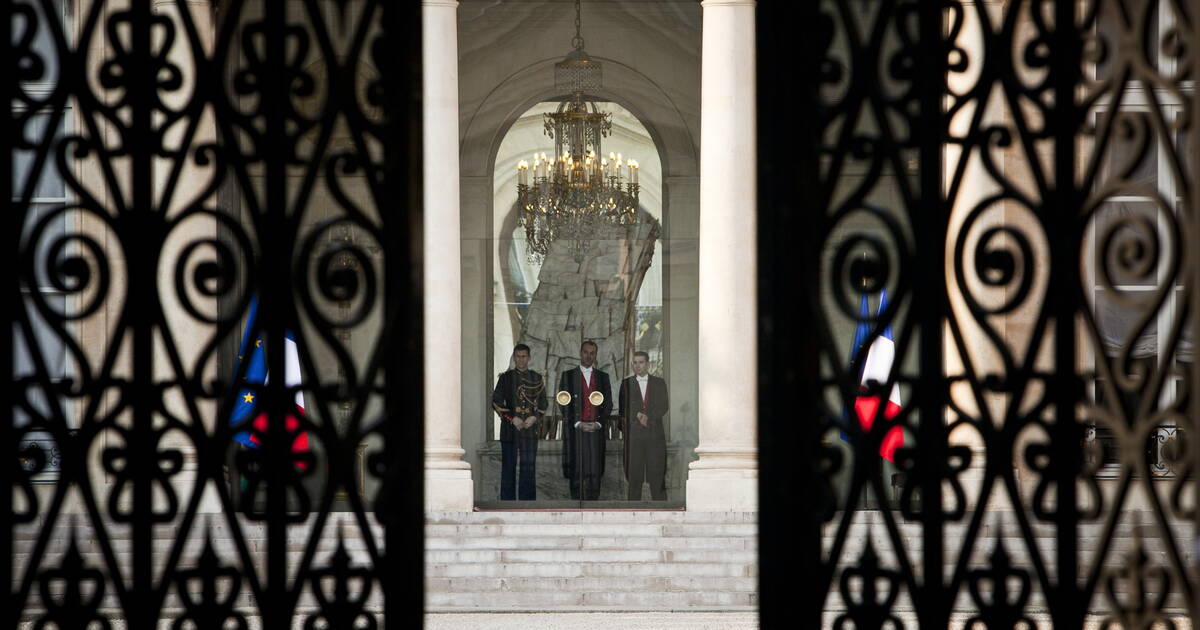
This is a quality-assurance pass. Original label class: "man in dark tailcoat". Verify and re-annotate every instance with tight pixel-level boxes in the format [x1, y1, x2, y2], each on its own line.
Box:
[491, 344, 547, 500]
[558, 340, 613, 500]
[617, 351, 669, 500]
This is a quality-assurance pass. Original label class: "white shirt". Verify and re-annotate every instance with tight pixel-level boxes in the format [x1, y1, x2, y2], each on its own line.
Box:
[575, 365, 595, 429]
[636, 374, 649, 400]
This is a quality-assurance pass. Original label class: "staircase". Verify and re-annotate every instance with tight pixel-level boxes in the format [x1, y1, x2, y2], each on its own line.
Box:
[424, 511, 758, 611]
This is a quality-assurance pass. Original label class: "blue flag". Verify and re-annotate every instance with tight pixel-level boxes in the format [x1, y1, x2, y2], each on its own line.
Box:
[849, 293, 871, 373]
[878, 289, 893, 341]
[841, 294, 872, 442]
[230, 298, 265, 447]
[229, 299, 311, 458]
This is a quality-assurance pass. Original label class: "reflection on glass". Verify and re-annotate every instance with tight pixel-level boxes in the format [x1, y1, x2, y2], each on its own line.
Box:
[1100, 112, 1159, 188]
[1094, 1, 1161, 82]
[1095, 288, 1159, 358]
[618, 351, 668, 501]
[491, 344, 547, 500]
[559, 340, 612, 500]
[1093, 201, 1163, 288]
[480, 98, 684, 506]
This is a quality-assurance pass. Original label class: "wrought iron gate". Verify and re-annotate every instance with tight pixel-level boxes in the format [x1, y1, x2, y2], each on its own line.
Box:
[8, 1, 423, 627]
[762, 0, 1200, 627]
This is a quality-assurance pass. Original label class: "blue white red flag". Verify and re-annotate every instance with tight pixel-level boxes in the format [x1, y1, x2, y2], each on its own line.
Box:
[841, 294, 871, 444]
[852, 290, 905, 462]
[230, 299, 310, 460]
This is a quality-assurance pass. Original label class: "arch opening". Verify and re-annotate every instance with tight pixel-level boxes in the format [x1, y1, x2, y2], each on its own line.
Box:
[477, 100, 681, 506]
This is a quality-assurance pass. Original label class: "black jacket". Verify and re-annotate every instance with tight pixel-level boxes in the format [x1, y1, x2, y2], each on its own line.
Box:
[557, 366, 612, 478]
[491, 368, 547, 442]
[617, 374, 668, 479]
[617, 374, 668, 431]
[556, 366, 613, 427]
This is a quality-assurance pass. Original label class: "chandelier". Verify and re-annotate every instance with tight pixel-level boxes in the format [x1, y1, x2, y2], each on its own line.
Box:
[516, 0, 640, 263]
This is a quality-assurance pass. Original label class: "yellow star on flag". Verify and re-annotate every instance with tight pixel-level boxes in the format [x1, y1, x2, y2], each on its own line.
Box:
[243, 393, 254, 403]
[255, 339, 262, 348]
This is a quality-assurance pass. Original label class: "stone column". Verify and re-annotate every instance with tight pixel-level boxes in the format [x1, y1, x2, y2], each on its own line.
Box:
[688, 0, 758, 511]
[423, 0, 472, 511]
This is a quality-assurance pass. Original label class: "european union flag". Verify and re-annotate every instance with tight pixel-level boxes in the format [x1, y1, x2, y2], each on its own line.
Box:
[230, 298, 309, 456]
[231, 298, 266, 447]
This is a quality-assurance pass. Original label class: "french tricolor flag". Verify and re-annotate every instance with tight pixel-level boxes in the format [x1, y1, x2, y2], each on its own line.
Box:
[230, 299, 310, 462]
[853, 291, 904, 462]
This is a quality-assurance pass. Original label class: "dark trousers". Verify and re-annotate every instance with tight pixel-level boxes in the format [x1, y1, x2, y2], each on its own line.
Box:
[627, 428, 667, 500]
[500, 435, 538, 500]
[567, 431, 604, 500]
[569, 475, 601, 500]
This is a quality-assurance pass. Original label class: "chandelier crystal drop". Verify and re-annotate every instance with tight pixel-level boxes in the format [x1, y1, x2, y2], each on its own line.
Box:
[516, 0, 640, 263]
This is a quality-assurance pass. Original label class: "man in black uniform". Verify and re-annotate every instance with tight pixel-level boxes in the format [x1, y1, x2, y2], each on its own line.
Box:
[558, 340, 613, 500]
[618, 351, 669, 500]
[491, 344, 547, 500]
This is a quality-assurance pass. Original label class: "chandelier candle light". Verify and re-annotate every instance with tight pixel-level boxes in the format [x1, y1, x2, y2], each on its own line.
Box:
[516, 0, 640, 263]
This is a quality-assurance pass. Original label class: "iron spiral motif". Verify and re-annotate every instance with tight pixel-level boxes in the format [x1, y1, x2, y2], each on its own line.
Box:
[8, 0, 420, 627]
[764, 0, 1200, 627]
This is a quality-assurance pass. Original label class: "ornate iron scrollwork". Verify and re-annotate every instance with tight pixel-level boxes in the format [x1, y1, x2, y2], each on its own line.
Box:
[170, 529, 250, 630]
[33, 527, 112, 630]
[965, 533, 1034, 630]
[8, 0, 421, 627]
[832, 540, 903, 630]
[1100, 536, 1175, 630]
[762, 0, 1200, 626]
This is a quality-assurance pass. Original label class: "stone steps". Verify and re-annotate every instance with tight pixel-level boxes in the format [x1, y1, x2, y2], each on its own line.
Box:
[424, 511, 759, 611]
[427, 535, 753, 550]
[424, 612, 761, 630]
[427, 591, 757, 609]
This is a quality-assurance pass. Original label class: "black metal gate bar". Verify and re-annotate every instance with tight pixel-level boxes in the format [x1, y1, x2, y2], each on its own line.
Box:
[379, 0, 425, 627]
[261, 1, 291, 625]
[914, 1, 950, 626]
[3, 0, 15, 623]
[1048, 0, 1086, 625]
[756, 1, 825, 628]
[128, 2, 157, 628]
[1191, 4, 1200, 622]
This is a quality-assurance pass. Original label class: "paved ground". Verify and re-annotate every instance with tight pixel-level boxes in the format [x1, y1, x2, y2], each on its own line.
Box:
[425, 611, 759, 629]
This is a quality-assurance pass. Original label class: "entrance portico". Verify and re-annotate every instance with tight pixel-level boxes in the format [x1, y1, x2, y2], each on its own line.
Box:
[423, 0, 759, 512]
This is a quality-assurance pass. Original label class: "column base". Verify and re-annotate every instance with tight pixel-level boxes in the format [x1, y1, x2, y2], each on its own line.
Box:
[685, 469, 758, 511]
[425, 469, 474, 512]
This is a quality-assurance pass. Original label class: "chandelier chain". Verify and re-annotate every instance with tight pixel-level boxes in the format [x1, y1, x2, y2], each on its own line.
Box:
[517, 0, 641, 263]
[572, 0, 584, 50]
